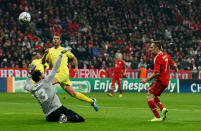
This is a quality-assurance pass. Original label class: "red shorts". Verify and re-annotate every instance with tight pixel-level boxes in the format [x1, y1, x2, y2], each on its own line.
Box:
[147, 80, 167, 96]
[112, 75, 122, 83]
[113, 72, 122, 78]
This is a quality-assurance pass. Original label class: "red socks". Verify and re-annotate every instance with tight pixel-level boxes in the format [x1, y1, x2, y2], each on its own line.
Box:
[110, 84, 114, 94]
[148, 100, 160, 118]
[154, 97, 164, 111]
[118, 82, 122, 94]
[111, 80, 122, 95]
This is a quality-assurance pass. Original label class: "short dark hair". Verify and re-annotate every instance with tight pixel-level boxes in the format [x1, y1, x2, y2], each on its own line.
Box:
[152, 41, 162, 50]
[36, 50, 42, 55]
[52, 33, 61, 39]
[32, 50, 42, 56]
[32, 70, 42, 82]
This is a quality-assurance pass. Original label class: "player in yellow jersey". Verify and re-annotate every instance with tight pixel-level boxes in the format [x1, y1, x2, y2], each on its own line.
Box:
[42, 34, 99, 111]
[31, 51, 49, 85]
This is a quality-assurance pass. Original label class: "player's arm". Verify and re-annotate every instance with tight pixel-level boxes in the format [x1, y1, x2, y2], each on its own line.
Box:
[122, 60, 126, 74]
[46, 48, 71, 82]
[172, 63, 178, 72]
[141, 59, 160, 84]
[42, 49, 49, 64]
[122, 61, 127, 77]
[24, 64, 36, 91]
[44, 63, 49, 73]
[141, 72, 159, 84]
[72, 55, 79, 73]
[24, 75, 32, 91]
[66, 48, 78, 73]
[169, 56, 179, 72]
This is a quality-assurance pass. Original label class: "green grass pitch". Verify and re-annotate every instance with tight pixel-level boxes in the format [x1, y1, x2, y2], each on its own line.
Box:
[0, 93, 201, 131]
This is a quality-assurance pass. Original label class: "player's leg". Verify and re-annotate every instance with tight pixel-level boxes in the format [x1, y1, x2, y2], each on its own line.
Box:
[54, 72, 91, 101]
[62, 83, 99, 111]
[153, 85, 168, 120]
[64, 84, 92, 102]
[46, 112, 60, 122]
[46, 106, 84, 123]
[63, 84, 99, 111]
[55, 72, 99, 111]
[108, 76, 117, 97]
[46, 107, 63, 122]
[147, 93, 161, 120]
[117, 77, 123, 97]
[60, 106, 85, 123]
[154, 97, 163, 111]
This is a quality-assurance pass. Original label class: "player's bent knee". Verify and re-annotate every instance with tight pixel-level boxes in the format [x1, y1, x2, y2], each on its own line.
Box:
[70, 92, 76, 97]
[64, 86, 76, 97]
[147, 94, 154, 101]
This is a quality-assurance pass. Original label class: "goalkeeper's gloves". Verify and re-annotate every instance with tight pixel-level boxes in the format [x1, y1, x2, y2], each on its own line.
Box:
[60, 47, 72, 54]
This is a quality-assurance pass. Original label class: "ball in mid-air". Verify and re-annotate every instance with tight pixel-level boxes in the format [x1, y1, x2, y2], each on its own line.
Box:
[19, 12, 31, 24]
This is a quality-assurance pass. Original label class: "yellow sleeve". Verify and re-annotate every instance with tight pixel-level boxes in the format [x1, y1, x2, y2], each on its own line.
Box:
[46, 50, 50, 61]
[66, 51, 74, 59]
[44, 63, 49, 70]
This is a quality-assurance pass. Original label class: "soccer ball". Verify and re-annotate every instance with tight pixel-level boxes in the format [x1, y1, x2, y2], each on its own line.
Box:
[19, 12, 31, 24]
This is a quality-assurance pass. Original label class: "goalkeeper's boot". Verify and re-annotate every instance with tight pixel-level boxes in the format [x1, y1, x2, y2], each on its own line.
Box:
[119, 94, 123, 98]
[149, 117, 162, 122]
[91, 98, 99, 111]
[107, 93, 113, 97]
[161, 108, 168, 120]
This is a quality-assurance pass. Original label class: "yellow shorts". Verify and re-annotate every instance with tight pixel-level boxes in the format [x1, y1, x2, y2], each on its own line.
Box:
[55, 71, 72, 89]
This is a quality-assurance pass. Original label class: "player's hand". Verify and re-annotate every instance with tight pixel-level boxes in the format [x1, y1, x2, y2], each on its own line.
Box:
[123, 72, 127, 78]
[140, 79, 148, 84]
[28, 64, 36, 75]
[60, 47, 72, 54]
[45, 49, 49, 54]
[174, 67, 179, 72]
[74, 67, 79, 74]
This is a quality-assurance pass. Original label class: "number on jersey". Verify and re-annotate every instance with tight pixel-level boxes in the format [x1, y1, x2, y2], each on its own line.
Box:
[35, 88, 48, 103]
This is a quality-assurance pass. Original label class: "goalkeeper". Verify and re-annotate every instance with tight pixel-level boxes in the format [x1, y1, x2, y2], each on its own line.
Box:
[24, 48, 84, 123]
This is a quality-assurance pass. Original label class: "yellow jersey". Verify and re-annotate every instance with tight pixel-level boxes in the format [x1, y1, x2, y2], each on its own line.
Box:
[31, 59, 49, 73]
[46, 46, 74, 72]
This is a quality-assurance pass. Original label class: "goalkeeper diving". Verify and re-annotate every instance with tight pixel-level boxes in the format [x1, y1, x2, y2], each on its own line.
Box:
[24, 48, 84, 123]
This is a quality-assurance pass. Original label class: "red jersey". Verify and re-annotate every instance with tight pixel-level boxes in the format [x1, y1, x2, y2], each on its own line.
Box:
[154, 52, 175, 86]
[113, 60, 125, 74]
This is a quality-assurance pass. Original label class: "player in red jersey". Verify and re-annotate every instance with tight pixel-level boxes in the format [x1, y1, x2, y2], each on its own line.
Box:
[108, 53, 126, 98]
[141, 42, 178, 122]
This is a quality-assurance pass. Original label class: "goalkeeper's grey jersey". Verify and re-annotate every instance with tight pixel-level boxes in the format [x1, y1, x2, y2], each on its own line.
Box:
[24, 55, 63, 117]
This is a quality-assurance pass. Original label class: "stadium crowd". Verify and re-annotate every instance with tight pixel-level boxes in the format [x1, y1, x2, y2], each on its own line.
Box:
[0, 0, 200, 71]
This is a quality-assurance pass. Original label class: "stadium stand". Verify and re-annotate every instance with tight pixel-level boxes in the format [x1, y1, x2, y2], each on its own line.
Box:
[0, 0, 200, 71]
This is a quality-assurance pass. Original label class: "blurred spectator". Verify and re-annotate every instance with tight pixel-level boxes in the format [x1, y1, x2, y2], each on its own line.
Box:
[22, 36, 31, 49]
[80, 60, 90, 69]
[92, 45, 100, 57]
[138, 58, 147, 70]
